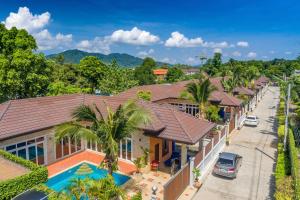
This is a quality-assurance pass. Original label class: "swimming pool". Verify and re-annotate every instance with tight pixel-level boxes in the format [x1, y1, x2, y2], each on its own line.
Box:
[46, 162, 131, 192]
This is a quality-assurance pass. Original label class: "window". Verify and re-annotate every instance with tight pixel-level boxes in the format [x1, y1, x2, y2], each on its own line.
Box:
[87, 140, 102, 152]
[4, 137, 46, 165]
[56, 136, 82, 160]
[162, 139, 169, 156]
[118, 137, 132, 161]
[186, 104, 199, 116]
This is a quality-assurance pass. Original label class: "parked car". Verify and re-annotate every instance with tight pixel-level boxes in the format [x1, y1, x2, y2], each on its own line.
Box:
[244, 115, 259, 126]
[213, 152, 242, 178]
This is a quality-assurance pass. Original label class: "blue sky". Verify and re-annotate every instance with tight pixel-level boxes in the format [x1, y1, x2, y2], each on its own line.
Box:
[0, 0, 300, 64]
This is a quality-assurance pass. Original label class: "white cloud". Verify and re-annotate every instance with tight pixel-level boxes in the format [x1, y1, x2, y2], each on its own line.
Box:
[186, 57, 200, 65]
[232, 51, 241, 57]
[247, 52, 257, 58]
[165, 32, 203, 47]
[269, 50, 275, 54]
[203, 41, 229, 48]
[76, 37, 111, 54]
[285, 51, 292, 55]
[236, 41, 249, 47]
[33, 30, 72, 50]
[110, 27, 159, 45]
[3, 7, 73, 51]
[213, 48, 222, 53]
[160, 57, 176, 64]
[137, 49, 155, 58]
[3, 7, 50, 33]
[161, 57, 170, 62]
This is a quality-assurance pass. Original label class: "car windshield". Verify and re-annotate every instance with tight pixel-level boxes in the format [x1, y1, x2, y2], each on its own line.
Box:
[217, 158, 233, 166]
[247, 116, 256, 120]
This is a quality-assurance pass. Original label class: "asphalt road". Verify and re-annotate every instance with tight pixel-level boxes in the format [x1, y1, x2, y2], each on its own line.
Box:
[193, 87, 279, 200]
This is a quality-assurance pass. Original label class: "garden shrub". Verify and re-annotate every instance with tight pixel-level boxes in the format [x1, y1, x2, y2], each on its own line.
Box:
[278, 115, 285, 126]
[278, 125, 285, 142]
[275, 143, 291, 180]
[0, 150, 48, 200]
[131, 192, 142, 200]
[278, 101, 285, 115]
[288, 129, 300, 199]
[274, 176, 294, 200]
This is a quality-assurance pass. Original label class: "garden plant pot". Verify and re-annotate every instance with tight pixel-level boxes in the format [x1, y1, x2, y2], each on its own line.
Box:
[194, 180, 202, 189]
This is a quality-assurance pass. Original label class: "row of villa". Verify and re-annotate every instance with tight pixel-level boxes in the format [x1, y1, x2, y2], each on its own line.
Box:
[0, 76, 269, 200]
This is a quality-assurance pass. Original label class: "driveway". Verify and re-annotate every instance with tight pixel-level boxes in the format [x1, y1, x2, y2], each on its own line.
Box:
[193, 87, 279, 200]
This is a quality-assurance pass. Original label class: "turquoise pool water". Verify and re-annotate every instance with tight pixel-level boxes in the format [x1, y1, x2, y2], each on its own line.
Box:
[46, 162, 130, 192]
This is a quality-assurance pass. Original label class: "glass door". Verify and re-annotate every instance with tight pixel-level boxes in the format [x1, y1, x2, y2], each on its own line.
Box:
[28, 145, 37, 163]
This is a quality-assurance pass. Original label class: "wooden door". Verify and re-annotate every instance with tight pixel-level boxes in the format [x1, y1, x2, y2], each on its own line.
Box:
[155, 144, 159, 161]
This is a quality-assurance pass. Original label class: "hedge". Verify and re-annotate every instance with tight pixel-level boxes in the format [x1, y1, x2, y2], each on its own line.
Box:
[275, 98, 294, 200]
[278, 125, 285, 143]
[278, 115, 285, 126]
[288, 129, 300, 199]
[0, 150, 48, 200]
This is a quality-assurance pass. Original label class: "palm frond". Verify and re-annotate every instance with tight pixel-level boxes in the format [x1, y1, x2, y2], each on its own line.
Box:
[55, 122, 99, 142]
[72, 104, 97, 123]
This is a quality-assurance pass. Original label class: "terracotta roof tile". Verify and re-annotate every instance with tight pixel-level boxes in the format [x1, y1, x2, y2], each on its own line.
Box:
[233, 87, 255, 96]
[117, 79, 241, 107]
[0, 94, 215, 144]
[153, 69, 168, 75]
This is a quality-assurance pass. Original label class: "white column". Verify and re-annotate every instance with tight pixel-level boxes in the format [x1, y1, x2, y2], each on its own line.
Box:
[181, 144, 187, 167]
[189, 157, 195, 186]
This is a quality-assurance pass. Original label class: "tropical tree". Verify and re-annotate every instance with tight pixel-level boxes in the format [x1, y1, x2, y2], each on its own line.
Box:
[137, 90, 152, 101]
[205, 105, 221, 122]
[221, 77, 240, 94]
[165, 67, 184, 82]
[98, 60, 138, 95]
[78, 56, 108, 93]
[67, 178, 89, 200]
[0, 25, 52, 102]
[58, 176, 126, 200]
[134, 57, 156, 85]
[55, 100, 151, 175]
[87, 176, 125, 200]
[181, 78, 216, 118]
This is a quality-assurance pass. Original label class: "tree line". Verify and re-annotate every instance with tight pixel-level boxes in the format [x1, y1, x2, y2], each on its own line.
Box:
[1, 25, 300, 103]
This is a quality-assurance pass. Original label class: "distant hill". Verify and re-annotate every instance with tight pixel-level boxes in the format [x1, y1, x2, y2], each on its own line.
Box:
[47, 49, 168, 67]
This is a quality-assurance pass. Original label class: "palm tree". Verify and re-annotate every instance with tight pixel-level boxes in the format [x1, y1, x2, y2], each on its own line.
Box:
[55, 100, 151, 175]
[181, 78, 216, 118]
[87, 176, 125, 200]
[66, 178, 89, 200]
[63, 177, 126, 200]
[221, 76, 240, 94]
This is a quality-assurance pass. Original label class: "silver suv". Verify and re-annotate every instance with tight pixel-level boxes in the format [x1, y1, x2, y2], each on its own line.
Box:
[213, 152, 242, 178]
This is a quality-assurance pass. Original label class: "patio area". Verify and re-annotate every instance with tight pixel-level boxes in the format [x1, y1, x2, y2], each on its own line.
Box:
[125, 167, 171, 200]
[0, 156, 29, 181]
[47, 150, 136, 177]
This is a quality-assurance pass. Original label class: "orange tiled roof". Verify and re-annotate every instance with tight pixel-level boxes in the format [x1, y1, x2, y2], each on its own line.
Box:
[153, 69, 168, 75]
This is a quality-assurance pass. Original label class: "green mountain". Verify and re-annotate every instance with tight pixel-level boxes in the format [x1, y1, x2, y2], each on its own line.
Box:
[47, 49, 168, 67]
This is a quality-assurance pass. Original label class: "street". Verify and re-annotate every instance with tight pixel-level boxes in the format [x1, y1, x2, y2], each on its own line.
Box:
[193, 87, 280, 200]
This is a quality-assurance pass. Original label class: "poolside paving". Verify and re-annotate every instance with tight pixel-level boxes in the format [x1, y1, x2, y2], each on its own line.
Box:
[0, 156, 29, 181]
[126, 169, 171, 200]
[47, 150, 136, 177]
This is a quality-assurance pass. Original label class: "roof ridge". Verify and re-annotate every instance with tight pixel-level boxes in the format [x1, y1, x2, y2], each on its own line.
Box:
[172, 109, 193, 143]
[0, 101, 11, 121]
[223, 91, 240, 105]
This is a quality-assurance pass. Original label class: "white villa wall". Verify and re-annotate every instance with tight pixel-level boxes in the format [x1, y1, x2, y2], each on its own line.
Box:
[132, 131, 150, 161]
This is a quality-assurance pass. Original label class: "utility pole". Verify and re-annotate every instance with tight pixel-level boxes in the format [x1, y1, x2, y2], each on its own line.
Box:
[283, 83, 291, 151]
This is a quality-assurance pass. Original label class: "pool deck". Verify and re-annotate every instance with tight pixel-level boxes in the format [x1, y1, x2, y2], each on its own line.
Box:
[47, 150, 136, 177]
